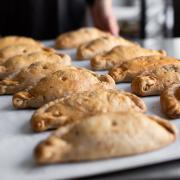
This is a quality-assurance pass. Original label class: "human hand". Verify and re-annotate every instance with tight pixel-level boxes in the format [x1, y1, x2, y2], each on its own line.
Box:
[90, 0, 119, 36]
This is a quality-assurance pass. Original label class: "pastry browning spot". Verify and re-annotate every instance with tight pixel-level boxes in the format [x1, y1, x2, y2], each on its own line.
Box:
[42, 65, 48, 70]
[112, 120, 117, 126]
[62, 77, 67, 81]
[75, 130, 80, 136]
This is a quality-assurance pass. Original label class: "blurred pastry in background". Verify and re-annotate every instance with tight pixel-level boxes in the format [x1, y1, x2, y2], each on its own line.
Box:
[0, 50, 70, 80]
[76, 35, 137, 60]
[91, 45, 166, 70]
[55, 27, 110, 49]
[0, 36, 43, 49]
[0, 44, 46, 65]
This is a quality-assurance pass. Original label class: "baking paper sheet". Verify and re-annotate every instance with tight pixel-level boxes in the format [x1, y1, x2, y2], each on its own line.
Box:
[0, 40, 179, 180]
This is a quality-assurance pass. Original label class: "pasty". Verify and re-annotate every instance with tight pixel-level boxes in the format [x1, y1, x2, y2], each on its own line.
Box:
[0, 61, 71, 95]
[76, 36, 137, 60]
[109, 56, 180, 83]
[0, 50, 70, 80]
[0, 36, 43, 49]
[55, 27, 109, 49]
[131, 64, 180, 96]
[91, 45, 166, 70]
[31, 89, 146, 132]
[34, 111, 177, 164]
[0, 44, 46, 65]
[13, 67, 115, 108]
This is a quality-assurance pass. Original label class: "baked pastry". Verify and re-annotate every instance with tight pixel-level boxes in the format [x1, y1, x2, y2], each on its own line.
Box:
[160, 83, 180, 119]
[0, 44, 46, 65]
[0, 50, 70, 80]
[0, 36, 43, 49]
[13, 67, 115, 109]
[91, 45, 166, 70]
[55, 27, 109, 49]
[76, 36, 137, 60]
[0, 61, 71, 95]
[31, 89, 147, 132]
[131, 64, 180, 96]
[34, 111, 177, 164]
[109, 56, 180, 83]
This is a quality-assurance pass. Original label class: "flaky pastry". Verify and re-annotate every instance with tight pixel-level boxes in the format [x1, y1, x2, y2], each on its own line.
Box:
[0, 50, 70, 80]
[34, 111, 177, 164]
[13, 67, 115, 109]
[0, 44, 47, 65]
[31, 89, 146, 132]
[131, 64, 180, 96]
[55, 27, 109, 49]
[91, 45, 166, 70]
[0, 36, 43, 49]
[76, 36, 137, 60]
[0, 61, 71, 95]
[109, 56, 180, 83]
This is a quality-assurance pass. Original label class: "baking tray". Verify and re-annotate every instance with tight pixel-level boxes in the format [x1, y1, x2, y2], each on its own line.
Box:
[0, 40, 179, 180]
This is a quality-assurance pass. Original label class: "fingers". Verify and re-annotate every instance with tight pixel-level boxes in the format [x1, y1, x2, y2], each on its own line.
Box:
[106, 15, 120, 36]
[90, 0, 120, 36]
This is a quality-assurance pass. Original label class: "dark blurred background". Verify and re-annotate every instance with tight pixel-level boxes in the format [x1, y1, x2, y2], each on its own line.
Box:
[112, 0, 180, 39]
[0, 0, 180, 39]
[0, 0, 87, 39]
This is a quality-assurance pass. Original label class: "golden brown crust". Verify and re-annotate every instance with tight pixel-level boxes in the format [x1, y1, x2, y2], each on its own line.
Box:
[0, 61, 71, 95]
[0, 44, 45, 65]
[160, 83, 180, 119]
[76, 36, 137, 60]
[109, 56, 180, 83]
[0, 50, 71, 80]
[31, 89, 147, 132]
[55, 27, 110, 49]
[0, 36, 43, 49]
[91, 45, 166, 70]
[34, 111, 177, 164]
[131, 64, 180, 96]
[13, 67, 115, 109]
